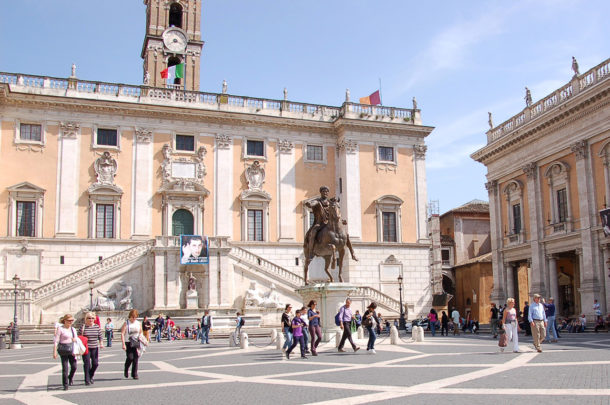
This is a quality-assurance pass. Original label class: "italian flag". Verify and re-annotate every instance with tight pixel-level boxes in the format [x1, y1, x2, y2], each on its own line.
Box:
[160, 63, 184, 82]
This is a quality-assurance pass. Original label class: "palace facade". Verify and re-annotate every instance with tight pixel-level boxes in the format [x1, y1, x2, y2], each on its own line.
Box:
[472, 57, 610, 319]
[0, 0, 435, 325]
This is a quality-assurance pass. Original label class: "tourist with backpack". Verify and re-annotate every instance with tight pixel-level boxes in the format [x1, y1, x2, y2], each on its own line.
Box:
[362, 302, 380, 354]
[235, 312, 244, 345]
[286, 308, 307, 359]
[337, 298, 360, 353]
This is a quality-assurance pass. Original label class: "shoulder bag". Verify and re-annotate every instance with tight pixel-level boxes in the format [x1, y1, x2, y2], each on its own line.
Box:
[127, 321, 141, 350]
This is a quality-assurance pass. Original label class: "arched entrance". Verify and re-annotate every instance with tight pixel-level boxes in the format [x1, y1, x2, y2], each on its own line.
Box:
[172, 209, 194, 236]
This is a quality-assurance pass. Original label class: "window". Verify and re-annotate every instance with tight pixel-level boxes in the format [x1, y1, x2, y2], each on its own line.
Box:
[16, 201, 36, 237]
[306, 145, 323, 161]
[176, 134, 195, 152]
[247, 140, 264, 157]
[20, 124, 42, 142]
[97, 128, 118, 146]
[96, 204, 114, 238]
[441, 249, 450, 261]
[169, 2, 183, 28]
[172, 209, 194, 236]
[512, 203, 521, 234]
[382, 212, 397, 242]
[557, 188, 568, 223]
[247, 209, 263, 241]
[378, 146, 394, 162]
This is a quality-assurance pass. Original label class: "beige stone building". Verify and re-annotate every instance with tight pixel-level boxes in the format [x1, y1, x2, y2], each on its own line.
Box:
[472, 57, 610, 319]
[0, 0, 435, 325]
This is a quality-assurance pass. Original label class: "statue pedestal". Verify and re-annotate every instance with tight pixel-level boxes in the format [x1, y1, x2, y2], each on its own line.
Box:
[186, 290, 198, 309]
[296, 283, 357, 342]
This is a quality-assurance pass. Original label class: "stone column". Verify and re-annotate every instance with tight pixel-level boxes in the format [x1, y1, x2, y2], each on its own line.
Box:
[602, 244, 610, 314]
[571, 140, 599, 319]
[277, 139, 296, 241]
[337, 137, 362, 240]
[207, 237, 232, 309]
[522, 162, 545, 296]
[214, 135, 233, 237]
[505, 262, 515, 300]
[132, 128, 153, 237]
[547, 254, 559, 303]
[56, 122, 81, 236]
[413, 145, 429, 243]
[153, 251, 167, 309]
[487, 180, 505, 302]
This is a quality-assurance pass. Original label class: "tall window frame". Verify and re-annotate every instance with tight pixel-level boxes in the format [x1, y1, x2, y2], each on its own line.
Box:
[88, 184, 122, 239]
[96, 204, 115, 238]
[375, 195, 403, 243]
[240, 190, 271, 242]
[544, 161, 572, 231]
[7, 182, 45, 238]
[502, 180, 524, 244]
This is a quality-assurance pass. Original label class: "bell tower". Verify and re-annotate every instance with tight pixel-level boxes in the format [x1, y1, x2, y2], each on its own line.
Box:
[141, 0, 203, 91]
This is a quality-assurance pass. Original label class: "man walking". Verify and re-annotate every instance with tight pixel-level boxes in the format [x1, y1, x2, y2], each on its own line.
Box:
[544, 298, 558, 343]
[201, 310, 212, 344]
[154, 314, 164, 342]
[338, 298, 360, 353]
[490, 303, 499, 338]
[451, 307, 460, 335]
[523, 301, 531, 336]
[528, 294, 547, 352]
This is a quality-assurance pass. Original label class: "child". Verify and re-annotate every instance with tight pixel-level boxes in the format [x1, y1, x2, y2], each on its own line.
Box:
[286, 308, 307, 359]
[497, 319, 507, 352]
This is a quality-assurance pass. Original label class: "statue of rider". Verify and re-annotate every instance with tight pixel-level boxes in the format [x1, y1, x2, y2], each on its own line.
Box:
[305, 186, 331, 259]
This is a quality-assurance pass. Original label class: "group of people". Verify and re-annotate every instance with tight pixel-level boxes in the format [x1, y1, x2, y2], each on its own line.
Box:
[52, 309, 148, 390]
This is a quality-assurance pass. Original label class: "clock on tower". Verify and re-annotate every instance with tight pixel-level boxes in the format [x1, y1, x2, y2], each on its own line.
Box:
[141, 0, 204, 91]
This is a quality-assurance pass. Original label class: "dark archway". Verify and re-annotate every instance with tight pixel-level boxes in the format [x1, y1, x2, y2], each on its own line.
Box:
[169, 3, 183, 28]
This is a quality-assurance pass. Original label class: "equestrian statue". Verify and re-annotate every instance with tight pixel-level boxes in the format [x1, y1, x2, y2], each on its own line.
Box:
[303, 186, 358, 284]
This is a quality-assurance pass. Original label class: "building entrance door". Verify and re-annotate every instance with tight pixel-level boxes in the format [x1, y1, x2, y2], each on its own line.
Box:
[172, 209, 194, 236]
[556, 253, 579, 317]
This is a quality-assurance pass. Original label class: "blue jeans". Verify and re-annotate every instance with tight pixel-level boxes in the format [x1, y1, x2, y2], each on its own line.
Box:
[156, 326, 162, 342]
[201, 326, 210, 344]
[366, 326, 377, 350]
[283, 326, 293, 349]
[545, 316, 557, 341]
[430, 321, 436, 336]
[302, 326, 309, 350]
[234, 327, 241, 345]
[105, 330, 113, 347]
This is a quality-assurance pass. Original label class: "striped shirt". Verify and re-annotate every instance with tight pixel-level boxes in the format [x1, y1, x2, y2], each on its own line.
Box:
[80, 324, 103, 349]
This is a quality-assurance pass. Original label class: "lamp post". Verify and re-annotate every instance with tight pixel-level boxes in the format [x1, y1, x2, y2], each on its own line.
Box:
[89, 279, 95, 310]
[397, 274, 405, 330]
[11, 274, 21, 349]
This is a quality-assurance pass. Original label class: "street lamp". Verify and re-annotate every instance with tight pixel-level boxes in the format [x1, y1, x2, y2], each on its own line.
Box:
[88, 279, 95, 310]
[11, 274, 21, 349]
[397, 274, 406, 330]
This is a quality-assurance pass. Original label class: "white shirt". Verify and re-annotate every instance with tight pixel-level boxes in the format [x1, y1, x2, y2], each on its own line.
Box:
[451, 310, 460, 324]
[124, 320, 141, 339]
[300, 314, 309, 326]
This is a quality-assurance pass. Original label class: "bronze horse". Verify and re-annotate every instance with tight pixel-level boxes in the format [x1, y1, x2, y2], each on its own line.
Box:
[303, 198, 357, 284]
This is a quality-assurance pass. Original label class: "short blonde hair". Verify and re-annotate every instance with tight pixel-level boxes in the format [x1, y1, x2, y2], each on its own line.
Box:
[506, 298, 515, 305]
[85, 312, 96, 319]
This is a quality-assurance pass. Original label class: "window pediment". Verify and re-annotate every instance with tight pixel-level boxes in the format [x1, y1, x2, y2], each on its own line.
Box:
[8, 182, 46, 197]
[502, 180, 523, 197]
[544, 161, 570, 180]
[88, 183, 123, 197]
[375, 195, 404, 207]
[240, 189, 271, 202]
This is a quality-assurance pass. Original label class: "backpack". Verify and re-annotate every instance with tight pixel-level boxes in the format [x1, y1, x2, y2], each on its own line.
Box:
[335, 309, 342, 327]
[239, 317, 245, 327]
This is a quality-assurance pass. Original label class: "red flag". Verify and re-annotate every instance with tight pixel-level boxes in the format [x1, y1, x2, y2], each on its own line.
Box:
[369, 90, 381, 105]
[160, 68, 169, 79]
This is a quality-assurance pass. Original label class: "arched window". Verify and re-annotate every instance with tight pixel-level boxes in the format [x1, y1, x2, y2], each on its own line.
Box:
[169, 3, 183, 28]
[167, 56, 182, 85]
[172, 209, 194, 236]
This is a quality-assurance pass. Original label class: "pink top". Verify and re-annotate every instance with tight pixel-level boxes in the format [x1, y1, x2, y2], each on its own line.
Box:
[505, 308, 517, 322]
[428, 313, 437, 322]
[54, 326, 77, 346]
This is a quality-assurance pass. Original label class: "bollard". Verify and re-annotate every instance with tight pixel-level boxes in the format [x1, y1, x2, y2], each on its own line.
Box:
[229, 331, 237, 347]
[270, 329, 278, 343]
[413, 326, 425, 342]
[277, 330, 285, 350]
[390, 325, 399, 345]
[335, 331, 342, 348]
[240, 332, 249, 349]
[357, 327, 364, 340]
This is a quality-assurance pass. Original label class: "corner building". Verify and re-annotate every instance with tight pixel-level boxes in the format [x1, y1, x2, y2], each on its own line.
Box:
[0, 0, 434, 325]
[472, 58, 610, 320]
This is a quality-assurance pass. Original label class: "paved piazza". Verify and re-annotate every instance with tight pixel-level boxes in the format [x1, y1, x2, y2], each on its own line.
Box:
[1, 333, 609, 405]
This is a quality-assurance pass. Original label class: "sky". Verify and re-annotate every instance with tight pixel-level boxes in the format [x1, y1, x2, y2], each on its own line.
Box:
[1, 0, 609, 213]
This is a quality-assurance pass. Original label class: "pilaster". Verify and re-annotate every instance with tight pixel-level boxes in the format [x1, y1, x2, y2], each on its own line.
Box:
[505, 262, 515, 300]
[277, 139, 296, 241]
[337, 136, 362, 240]
[522, 162, 545, 296]
[413, 145, 429, 243]
[207, 237, 232, 308]
[214, 134, 233, 237]
[132, 128, 154, 237]
[546, 254, 559, 303]
[55, 122, 81, 237]
[486, 180, 505, 302]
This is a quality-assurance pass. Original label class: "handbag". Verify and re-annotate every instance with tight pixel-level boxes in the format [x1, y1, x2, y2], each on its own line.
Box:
[73, 337, 86, 356]
[127, 322, 141, 350]
[57, 327, 75, 356]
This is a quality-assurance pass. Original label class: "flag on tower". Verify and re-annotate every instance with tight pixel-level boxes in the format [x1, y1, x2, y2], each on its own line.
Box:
[160, 63, 185, 82]
[359, 90, 381, 105]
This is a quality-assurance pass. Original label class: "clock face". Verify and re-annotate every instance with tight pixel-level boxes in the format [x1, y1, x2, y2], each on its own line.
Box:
[163, 29, 187, 52]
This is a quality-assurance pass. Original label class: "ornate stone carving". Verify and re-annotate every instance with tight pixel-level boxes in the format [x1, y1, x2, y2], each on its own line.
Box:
[94, 281, 133, 311]
[522, 162, 538, 179]
[572, 56, 580, 76]
[278, 139, 294, 153]
[215, 134, 232, 149]
[337, 138, 358, 154]
[60, 122, 80, 138]
[245, 160, 265, 191]
[159, 143, 208, 192]
[413, 144, 427, 159]
[571, 140, 587, 160]
[135, 127, 152, 143]
[94, 151, 118, 185]
[485, 180, 498, 194]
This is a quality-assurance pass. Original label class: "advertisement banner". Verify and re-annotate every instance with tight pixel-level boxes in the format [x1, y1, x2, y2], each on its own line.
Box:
[180, 235, 209, 265]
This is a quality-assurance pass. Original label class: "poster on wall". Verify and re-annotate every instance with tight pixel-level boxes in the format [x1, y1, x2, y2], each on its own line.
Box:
[601, 208, 610, 237]
[180, 235, 209, 265]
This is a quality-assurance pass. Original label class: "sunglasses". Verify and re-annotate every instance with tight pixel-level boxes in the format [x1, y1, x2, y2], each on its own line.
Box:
[86, 317, 95, 319]
[66, 319, 74, 322]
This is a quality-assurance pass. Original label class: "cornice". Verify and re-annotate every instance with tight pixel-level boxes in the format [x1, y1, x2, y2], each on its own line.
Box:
[334, 117, 434, 138]
[472, 85, 609, 164]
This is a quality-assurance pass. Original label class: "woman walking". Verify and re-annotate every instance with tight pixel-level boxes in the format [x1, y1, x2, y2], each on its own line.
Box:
[428, 308, 438, 337]
[440, 311, 449, 336]
[285, 308, 307, 359]
[121, 309, 144, 379]
[281, 304, 293, 352]
[80, 312, 103, 385]
[502, 298, 520, 353]
[53, 314, 78, 390]
[104, 318, 114, 347]
[363, 302, 380, 354]
[307, 300, 321, 356]
[142, 316, 152, 342]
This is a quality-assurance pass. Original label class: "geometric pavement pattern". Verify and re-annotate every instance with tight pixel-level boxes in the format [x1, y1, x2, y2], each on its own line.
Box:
[1, 332, 609, 405]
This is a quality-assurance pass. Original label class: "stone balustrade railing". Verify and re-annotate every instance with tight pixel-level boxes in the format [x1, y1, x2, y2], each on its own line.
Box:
[353, 286, 401, 313]
[229, 246, 304, 289]
[0, 289, 32, 302]
[0, 72, 418, 125]
[487, 57, 610, 144]
[32, 240, 155, 303]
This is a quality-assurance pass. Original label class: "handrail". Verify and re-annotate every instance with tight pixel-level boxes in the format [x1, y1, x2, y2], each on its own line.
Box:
[353, 286, 401, 312]
[229, 246, 304, 289]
